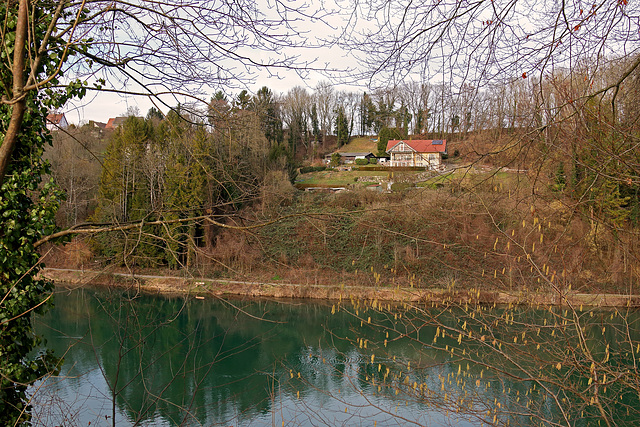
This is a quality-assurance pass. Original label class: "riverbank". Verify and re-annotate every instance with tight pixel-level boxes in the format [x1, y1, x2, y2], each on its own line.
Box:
[42, 268, 640, 307]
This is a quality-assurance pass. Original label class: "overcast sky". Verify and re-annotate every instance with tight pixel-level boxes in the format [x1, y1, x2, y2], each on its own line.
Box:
[62, 1, 357, 124]
[60, 0, 637, 124]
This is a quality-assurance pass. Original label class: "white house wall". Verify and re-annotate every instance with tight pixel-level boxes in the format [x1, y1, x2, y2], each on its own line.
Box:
[389, 150, 441, 168]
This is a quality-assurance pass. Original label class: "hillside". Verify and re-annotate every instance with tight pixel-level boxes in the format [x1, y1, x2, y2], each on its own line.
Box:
[336, 136, 378, 153]
[47, 161, 637, 297]
[42, 127, 639, 297]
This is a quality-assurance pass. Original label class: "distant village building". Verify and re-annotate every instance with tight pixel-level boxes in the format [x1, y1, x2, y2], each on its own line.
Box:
[386, 139, 447, 169]
[46, 113, 69, 131]
[105, 116, 128, 130]
[82, 120, 107, 138]
[87, 120, 107, 130]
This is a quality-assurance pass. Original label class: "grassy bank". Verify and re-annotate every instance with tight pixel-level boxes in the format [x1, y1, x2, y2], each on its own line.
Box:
[42, 268, 640, 307]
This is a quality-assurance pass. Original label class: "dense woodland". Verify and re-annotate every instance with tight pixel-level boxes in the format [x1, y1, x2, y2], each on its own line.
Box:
[44, 56, 640, 293]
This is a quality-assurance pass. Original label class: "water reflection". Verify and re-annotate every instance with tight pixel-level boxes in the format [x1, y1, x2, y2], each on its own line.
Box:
[32, 287, 640, 426]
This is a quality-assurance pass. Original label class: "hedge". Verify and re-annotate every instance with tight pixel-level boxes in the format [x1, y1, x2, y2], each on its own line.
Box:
[300, 166, 327, 174]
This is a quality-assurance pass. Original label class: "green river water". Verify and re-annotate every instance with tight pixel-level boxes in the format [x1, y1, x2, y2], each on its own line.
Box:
[30, 286, 640, 426]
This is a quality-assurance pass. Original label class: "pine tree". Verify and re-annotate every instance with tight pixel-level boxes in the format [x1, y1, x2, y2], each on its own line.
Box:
[335, 106, 349, 147]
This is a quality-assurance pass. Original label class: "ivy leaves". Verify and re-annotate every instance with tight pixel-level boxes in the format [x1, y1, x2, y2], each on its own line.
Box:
[0, 2, 88, 424]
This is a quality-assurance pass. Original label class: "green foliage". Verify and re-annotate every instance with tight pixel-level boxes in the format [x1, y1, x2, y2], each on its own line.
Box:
[377, 127, 404, 156]
[300, 165, 327, 174]
[592, 180, 631, 227]
[146, 107, 164, 121]
[213, 90, 226, 102]
[330, 152, 342, 166]
[355, 158, 369, 165]
[311, 103, 320, 143]
[360, 93, 376, 135]
[0, 3, 90, 424]
[415, 108, 425, 134]
[396, 104, 411, 135]
[252, 86, 283, 146]
[0, 106, 64, 425]
[451, 114, 460, 129]
[98, 116, 152, 222]
[93, 105, 281, 267]
[567, 108, 640, 226]
[369, 157, 378, 164]
[335, 106, 349, 147]
[235, 89, 250, 109]
[553, 162, 566, 192]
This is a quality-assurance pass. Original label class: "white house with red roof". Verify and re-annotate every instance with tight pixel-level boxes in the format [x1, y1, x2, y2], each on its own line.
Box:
[46, 113, 69, 131]
[386, 139, 447, 169]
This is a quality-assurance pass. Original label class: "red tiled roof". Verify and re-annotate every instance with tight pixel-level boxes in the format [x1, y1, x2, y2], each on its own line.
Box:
[105, 117, 128, 129]
[46, 113, 65, 124]
[386, 139, 447, 153]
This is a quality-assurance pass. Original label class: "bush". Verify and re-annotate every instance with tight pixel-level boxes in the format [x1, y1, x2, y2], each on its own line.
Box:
[355, 158, 369, 165]
[369, 158, 378, 164]
[261, 170, 296, 210]
[300, 166, 327, 174]
[391, 182, 415, 191]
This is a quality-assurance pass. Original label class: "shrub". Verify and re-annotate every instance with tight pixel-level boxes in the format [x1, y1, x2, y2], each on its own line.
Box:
[261, 170, 296, 210]
[300, 166, 327, 174]
[391, 182, 415, 191]
[369, 158, 378, 164]
[355, 158, 369, 165]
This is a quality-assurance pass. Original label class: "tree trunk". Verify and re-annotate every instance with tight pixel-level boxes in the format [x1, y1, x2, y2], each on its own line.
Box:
[0, 0, 28, 186]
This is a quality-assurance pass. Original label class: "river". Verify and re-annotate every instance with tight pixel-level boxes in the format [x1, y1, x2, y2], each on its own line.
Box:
[31, 286, 640, 426]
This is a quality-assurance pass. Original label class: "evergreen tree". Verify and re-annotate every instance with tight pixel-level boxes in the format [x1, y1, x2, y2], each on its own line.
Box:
[235, 89, 251, 110]
[360, 93, 376, 136]
[377, 126, 404, 156]
[335, 106, 349, 147]
[311, 103, 321, 143]
[253, 86, 283, 147]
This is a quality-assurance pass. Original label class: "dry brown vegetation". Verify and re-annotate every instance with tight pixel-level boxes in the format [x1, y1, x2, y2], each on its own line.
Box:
[43, 127, 639, 297]
[143, 174, 637, 294]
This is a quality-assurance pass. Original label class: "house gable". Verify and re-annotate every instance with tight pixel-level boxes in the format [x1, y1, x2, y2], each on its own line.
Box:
[387, 141, 415, 153]
[46, 113, 69, 131]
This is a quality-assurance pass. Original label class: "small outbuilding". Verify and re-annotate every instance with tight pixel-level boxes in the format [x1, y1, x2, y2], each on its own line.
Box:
[324, 152, 377, 164]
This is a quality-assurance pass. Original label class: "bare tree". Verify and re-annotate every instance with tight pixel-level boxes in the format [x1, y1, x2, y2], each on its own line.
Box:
[315, 81, 336, 145]
[281, 86, 313, 155]
[0, 2, 339, 424]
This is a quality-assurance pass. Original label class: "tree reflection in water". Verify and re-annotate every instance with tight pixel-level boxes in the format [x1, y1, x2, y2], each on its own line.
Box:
[31, 287, 640, 426]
